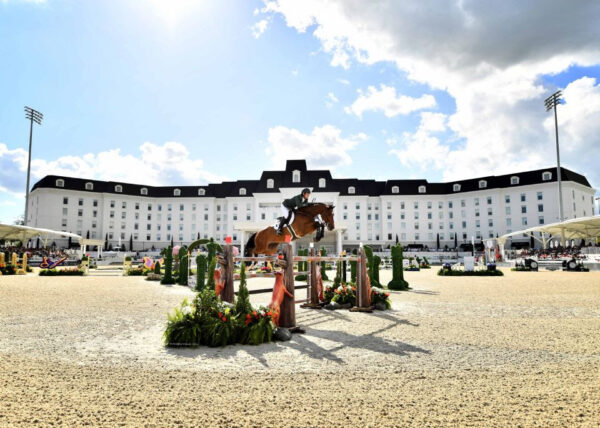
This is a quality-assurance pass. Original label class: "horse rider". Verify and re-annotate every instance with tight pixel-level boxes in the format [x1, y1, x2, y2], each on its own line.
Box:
[277, 188, 311, 235]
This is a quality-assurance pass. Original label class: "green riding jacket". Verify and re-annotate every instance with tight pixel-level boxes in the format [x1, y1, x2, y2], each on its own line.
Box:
[282, 194, 309, 210]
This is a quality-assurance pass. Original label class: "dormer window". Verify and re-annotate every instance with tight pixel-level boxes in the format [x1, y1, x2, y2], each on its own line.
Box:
[391, 186, 399, 194]
[348, 186, 356, 194]
[85, 182, 93, 191]
[198, 188, 206, 196]
[140, 187, 148, 196]
[174, 188, 181, 196]
[510, 176, 519, 185]
[292, 170, 300, 183]
[542, 171, 552, 181]
[453, 183, 461, 192]
[55, 179, 65, 188]
[478, 180, 487, 189]
[239, 188, 246, 196]
[115, 185, 123, 193]
[418, 185, 426, 194]
[266, 178, 274, 189]
[319, 178, 326, 188]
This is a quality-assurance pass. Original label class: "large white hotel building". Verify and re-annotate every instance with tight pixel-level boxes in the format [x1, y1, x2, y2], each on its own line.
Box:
[28, 160, 595, 253]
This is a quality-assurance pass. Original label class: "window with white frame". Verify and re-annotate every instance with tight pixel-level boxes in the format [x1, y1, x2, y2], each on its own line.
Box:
[85, 182, 93, 190]
[239, 188, 246, 196]
[319, 178, 326, 188]
[418, 185, 426, 193]
[511, 176, 519, 185]
[292, 170, 300, 183]
[198, 188, 206, 196]
[453, 183, 461, 192]
[266, 178, 274, 189]
[542, 171, 552, 181]
[348, 186, 355, 194]
[115, 185, 122, 193]
[478, 180, 487, 189]
[140, 187, 148, 195]
[56, 179, 64, 187]
[174, 188, 181, 196]
[392, 186, 399, 194]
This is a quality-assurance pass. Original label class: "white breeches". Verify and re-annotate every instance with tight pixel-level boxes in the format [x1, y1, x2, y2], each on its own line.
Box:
[281, 204, 290, 218]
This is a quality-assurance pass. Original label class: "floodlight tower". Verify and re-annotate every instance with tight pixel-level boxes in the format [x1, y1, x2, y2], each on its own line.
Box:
[544, 90, 564, 222]
[24, 106, 43, 226]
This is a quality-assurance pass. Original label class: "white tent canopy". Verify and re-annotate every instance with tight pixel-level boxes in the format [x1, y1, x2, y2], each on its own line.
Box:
[498, 215, 600, 248]
[0, 223, 82, 247]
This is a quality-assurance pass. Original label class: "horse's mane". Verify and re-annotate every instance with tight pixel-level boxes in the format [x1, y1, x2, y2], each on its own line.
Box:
[296, 203, 332, 217]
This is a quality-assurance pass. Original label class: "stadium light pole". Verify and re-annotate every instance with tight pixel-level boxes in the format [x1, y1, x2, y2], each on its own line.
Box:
[24, 106, 43, 226]
[544, 91, 564, 223]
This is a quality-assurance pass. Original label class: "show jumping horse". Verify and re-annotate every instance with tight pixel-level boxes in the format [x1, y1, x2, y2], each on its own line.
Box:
[245, 203, 335, 256]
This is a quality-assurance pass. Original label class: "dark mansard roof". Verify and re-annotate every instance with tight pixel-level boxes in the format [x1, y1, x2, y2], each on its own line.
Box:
[32, 159, 592, 198]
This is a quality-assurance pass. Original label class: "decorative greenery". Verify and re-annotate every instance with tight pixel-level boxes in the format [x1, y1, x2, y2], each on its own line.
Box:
[160, 246, 175, 284]
[319, 247, 329, 280]
[323, 285, 335, 304]
[373, 254, 381, 286]
[1, 265, 16, 275]
[124, 256, 132, 262]
[39, 268, 85, 276]
[371, 287, 392, 310]
[234, 262, 252, 316]
[206, 257, 217, 292]
[154, 261, 161, 275]
[331, 284, 356, 306]
[350, 249, 357, 283]
[437, 268, 504, 276]
[177, 245, 189, 286]
[164, 287, 275, 348]
[195, 254, 206, 291]
[388, 244, 410, 290]
[126, 267, 150, 276]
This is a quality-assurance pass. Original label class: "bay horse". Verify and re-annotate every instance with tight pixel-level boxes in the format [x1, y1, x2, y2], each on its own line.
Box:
[245, 203, 335, 256]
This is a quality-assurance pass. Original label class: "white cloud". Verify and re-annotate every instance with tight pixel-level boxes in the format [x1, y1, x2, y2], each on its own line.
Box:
[251, 18, 270, 38]
[390, 112, 450, 170]
[325, 91, 339, 108]
[0, 142, 225, 196]
[258, 1, 600, 185]
[345, 84, 436, 118]
[265, 125, 364, 170]
[338, 78, 350, 85]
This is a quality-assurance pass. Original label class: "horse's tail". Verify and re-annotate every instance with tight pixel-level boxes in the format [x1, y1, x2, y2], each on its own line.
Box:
[244, 233, 257, 257]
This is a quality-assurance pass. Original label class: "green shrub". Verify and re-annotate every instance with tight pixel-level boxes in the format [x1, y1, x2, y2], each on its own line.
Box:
[319, 247, 329, 281]
[39, 268, 85, 276]
[437, 268, 504, 276]
[154, 261, 161, 275]
[195, 254, 207, 291]
[206, 257, 217, 291]
[161, 246, 175, 285]
[373, 254, 381, 287]
[388, 244, 410, 290]
[234, 263, 252, 316]
[177, 245, 189, 286]
[126, 267, 146, 276]
[1, 265, 16, 275]
[294, 274, 307, 281]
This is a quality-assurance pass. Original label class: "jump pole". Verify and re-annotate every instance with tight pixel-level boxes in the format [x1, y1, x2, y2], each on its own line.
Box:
[278, 242, 296, 328]
[300, 244, 321, 309]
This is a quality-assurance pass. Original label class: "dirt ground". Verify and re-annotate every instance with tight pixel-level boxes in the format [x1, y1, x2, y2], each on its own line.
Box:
[1, 268, 599, 427]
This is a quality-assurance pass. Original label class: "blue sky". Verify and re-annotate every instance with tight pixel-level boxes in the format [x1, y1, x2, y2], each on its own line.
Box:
[1, 0, 599, 223]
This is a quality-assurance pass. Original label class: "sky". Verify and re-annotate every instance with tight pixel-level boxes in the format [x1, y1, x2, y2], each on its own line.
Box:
[1, 0, 599, 223]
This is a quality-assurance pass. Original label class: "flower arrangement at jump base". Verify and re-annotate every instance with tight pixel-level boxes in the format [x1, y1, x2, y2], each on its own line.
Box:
[370, 287, 392, 310]
[331, 283, 356, 307]
[163, 262, 276, 347]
